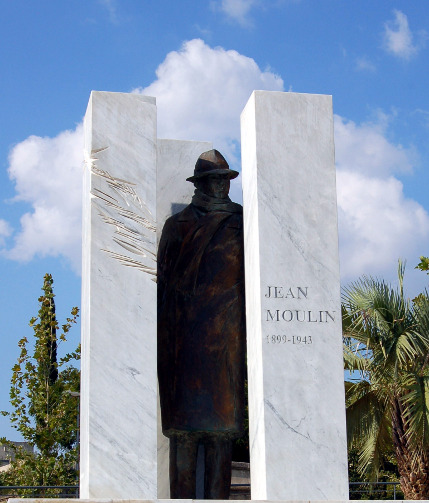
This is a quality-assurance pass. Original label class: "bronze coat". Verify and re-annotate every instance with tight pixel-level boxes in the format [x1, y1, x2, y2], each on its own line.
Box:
[157, 204, 246, 438]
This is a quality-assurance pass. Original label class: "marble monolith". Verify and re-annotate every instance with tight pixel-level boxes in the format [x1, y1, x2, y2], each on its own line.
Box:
[82, 91, 157, 499]
[241, 90, 348, 500]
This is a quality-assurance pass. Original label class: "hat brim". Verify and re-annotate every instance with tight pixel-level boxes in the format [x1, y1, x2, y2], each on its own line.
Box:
[186, 168, 239, 182]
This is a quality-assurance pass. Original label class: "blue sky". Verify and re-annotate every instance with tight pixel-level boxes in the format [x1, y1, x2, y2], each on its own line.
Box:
[1, 0, 428, 440]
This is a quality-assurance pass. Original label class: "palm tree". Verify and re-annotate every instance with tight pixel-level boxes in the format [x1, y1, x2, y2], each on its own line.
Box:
[343, 261, 429, 499]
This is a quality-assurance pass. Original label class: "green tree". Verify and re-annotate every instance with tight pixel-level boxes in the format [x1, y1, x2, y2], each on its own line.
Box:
[416, 257, 429, 274]
[343, 262, 429, 499]
[0, 273, 80, 487]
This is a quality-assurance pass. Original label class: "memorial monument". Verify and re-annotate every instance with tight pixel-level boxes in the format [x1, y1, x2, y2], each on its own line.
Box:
[34, 89, 349, 503]
[79, 90, 348, 501]
[10, 91, 421, 503]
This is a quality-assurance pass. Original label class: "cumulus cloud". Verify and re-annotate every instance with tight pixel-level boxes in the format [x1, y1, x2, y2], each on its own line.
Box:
[2, 39, 428, 286]
[334, 115, 429, 279]
[383, 10, 426, 60]
[0, 219, 12, 247]
[4, 124, 83, 272]
[3, 40, 282, 271]
[334, 114, 414, 177]
[135, 39, 284, 163]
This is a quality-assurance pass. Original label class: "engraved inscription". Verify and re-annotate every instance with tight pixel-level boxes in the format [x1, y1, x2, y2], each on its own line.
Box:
[266, 335, 313, 344]
[263, 285, 336, 346]
[266, 309, 335, 322]
[265, 285, 308, 299]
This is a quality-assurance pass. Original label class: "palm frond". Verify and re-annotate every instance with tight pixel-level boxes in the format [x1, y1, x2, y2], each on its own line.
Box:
[401, 372, 429, 448]
[346, 382, 389, 448]
[343, 343, 371, 374]
[342, 265, 427, 372]
[345, 383, 391, 477]
[358, 407, 391, 477]
[342, 261, 429, 480]
[414, 291, 429, 370]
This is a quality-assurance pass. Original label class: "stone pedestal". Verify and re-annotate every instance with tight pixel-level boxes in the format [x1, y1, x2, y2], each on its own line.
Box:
[241, 91, 348, 500]
[82, 91, 158, 499]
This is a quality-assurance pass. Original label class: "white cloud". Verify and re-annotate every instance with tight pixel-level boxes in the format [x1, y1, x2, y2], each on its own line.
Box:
[2, 39, 428, 288]
[3, 40, 282, 271]
[135, 39, 284, 163]
[0, 219, 12, 247]
[4, 124, 83, 272]
[334, 115, 429, 280]
[337, 171, 429, 279]
[214, 0, 258, 26]
[383, 10, 425, 60]
[334, 114, 414, 177]
[212, 0, 302, 26]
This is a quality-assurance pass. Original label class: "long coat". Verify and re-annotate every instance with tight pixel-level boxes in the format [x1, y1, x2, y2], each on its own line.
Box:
[157, 203, 246, 438]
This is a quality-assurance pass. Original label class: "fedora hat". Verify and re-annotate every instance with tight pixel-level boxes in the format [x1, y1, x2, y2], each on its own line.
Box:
[186, 149, 239, 182]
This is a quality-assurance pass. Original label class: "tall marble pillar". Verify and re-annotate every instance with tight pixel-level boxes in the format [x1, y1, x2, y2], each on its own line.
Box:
[81, 91, 157, 499]
[241, 91, 348, 500]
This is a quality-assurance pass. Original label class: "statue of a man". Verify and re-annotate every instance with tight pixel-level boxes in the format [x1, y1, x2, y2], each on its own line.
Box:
[157, 149, 246, 499]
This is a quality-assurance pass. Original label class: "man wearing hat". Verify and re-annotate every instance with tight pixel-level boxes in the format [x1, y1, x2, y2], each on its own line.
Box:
[157, 150, 246, 499]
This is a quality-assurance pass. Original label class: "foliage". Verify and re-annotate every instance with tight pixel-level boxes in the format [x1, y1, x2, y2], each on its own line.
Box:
[348, 441, 402, 500]
[0, 273, 80, 486]
[0, 448, 77, 489]
[343, 261, 429, 499]
[416, 256, 429, 274]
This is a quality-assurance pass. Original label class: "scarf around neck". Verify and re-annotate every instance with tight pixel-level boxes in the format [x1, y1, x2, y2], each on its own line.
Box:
[191, 189, 242, 213]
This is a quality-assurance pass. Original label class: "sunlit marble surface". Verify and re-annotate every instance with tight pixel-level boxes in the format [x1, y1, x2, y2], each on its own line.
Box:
[241, 91, 348, 500]
[82, 92, 158, 499]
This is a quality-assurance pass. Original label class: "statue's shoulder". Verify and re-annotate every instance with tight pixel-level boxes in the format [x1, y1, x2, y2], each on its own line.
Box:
[229, 204, 244, 222]
[229, 211, 244, 230]
[161, 205, 197, 242]
[165, 204, 196, 225]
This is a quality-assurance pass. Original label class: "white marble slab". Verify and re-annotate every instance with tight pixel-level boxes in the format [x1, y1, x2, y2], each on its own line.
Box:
[241, 91, 348, 500]
[156, 138, 212, 498]
[82, 91, 157, 499]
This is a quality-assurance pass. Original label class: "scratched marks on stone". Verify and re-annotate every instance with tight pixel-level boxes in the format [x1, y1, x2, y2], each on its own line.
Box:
[86, 146, 156, 278]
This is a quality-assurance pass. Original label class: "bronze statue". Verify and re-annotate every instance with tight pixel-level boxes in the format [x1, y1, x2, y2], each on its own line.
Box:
[157, 149, 246, 499]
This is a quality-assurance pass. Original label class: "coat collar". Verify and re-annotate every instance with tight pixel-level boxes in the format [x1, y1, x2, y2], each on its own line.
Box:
[175, 204, 199, 222]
